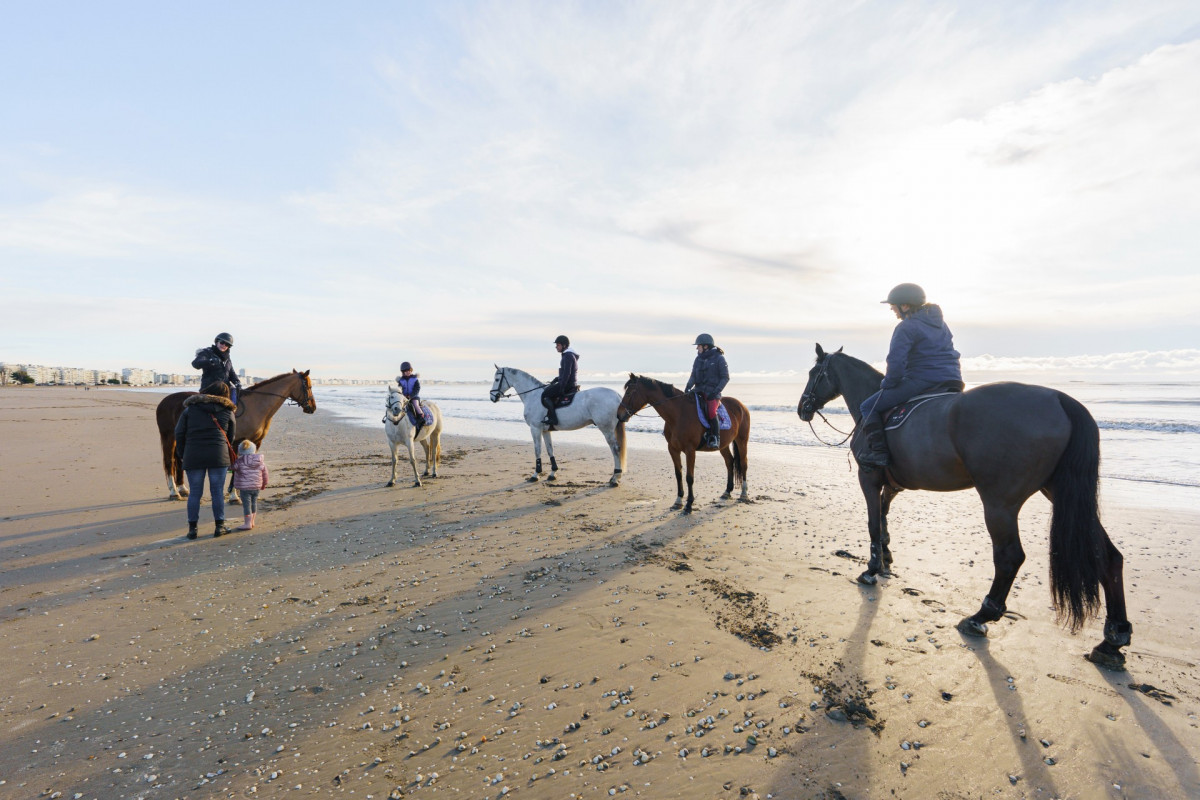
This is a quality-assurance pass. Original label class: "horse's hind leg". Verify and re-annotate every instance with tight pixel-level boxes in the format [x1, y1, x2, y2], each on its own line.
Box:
[683, 449, 697, 513]
[1086, 525, 1132, 670]
[958, 502, 1026, 637]
[719, 447, 734, 500]
[879, 485, 900, 568]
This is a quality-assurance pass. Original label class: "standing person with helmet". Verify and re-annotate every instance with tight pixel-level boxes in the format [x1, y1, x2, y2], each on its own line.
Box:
[541, 335, 579, 427]
[396, 362, 425, 433]
[174, 380, 237, 539]
[855, 283, 962, 468]
[686, 333, 729, 449]
[192, 332, 242, 404]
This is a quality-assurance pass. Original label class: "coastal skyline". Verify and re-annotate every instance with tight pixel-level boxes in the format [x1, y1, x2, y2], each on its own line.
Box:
[3, 2, 1199, 380]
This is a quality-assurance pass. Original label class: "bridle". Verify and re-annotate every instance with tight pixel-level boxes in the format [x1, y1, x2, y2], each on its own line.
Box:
[489, 368, 544, 402]
[800, 356, 856, 447]
[383, 392, 408, 425]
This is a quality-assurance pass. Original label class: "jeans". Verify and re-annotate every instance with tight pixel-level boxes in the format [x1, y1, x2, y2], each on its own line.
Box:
[240, 489, 259, 516]
[186, 467, 228, 523]
[859, 380, 940, 426]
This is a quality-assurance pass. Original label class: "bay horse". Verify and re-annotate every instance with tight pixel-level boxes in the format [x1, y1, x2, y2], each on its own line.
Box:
[383, 386, 443, 487]
[616, 374, 750, 513]
[156, 370, 316, 500]
[796, 344, 1131, 669]
[489, 366, 627, 486]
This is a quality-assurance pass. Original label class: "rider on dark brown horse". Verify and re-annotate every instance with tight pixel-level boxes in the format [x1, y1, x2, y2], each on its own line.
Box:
[192, 332, 242, 404]
[856, 283, 962, 468]
[686, 333, 729, 449]
[542, 335, 580, 427]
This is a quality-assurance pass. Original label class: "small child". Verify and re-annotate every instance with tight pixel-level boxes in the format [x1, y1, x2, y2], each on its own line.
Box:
[232, 440, 269, 530]
[396, 362, 425, 432]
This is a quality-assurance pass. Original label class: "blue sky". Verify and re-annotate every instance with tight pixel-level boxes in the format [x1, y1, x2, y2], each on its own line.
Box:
[3, 1, 1199, 380]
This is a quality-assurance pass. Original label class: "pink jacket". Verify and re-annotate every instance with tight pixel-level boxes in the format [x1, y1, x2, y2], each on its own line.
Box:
[232, 453, 269, 491]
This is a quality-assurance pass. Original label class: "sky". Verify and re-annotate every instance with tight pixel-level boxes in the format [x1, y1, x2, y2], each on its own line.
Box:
[3, 1, 1199, 381]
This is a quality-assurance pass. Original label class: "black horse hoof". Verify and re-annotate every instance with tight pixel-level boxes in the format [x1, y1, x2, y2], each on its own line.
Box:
[956, 617, 988, 637]
[682, 506, 693, 515]
[1085, 642, 1127, 671]
[527, 475, 539, 483]
[857, 571, 877, 586]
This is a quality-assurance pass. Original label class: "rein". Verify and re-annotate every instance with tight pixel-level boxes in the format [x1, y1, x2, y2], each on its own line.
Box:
[492, 370, 545, 400]
[802, 356, 856, 447]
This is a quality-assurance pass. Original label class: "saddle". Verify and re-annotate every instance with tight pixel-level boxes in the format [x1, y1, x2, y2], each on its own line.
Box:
[693, 394, 732, 430]
[542, 385, 579, 408]
[882, 381, 964, 431]
[406, 405, 434, 427]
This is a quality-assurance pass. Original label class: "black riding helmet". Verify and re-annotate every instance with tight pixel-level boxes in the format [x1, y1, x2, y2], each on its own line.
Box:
[214, 332, 234, 347]
[882, 284, 926, 306]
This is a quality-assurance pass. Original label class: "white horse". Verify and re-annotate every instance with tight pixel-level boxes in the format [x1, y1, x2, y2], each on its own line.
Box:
[383, 386, 444, 487]
[489, 365, 627, 486]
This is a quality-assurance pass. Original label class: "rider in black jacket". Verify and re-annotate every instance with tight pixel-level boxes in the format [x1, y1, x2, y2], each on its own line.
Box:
[192, 332, 242, 403]
[542, 335, 580, 427]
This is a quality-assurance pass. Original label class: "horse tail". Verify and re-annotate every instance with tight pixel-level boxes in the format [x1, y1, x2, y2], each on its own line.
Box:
[1047, 392, 1104, 633]
[732, 438, 746, 487]
[616, 418, 628, 472]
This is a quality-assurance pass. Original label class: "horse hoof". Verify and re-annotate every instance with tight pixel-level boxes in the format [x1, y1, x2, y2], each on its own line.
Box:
[547, 474, 557, 482]
[720, 492, 732, 500]
[412, 481, 421, 488]
[857, 571, 877, 586]
[1085, 642, 1127, 672]
[682, 506, 693, 515]
[956, 618, 988, 637]
[609, 478, 620, 487]
[527, 475, 540, 483]
[386, 481, 395, 488]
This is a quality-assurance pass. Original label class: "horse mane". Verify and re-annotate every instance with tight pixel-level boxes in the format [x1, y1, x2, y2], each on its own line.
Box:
[628, 373, 684, 398]
[242, 372, 297, 394]
[830, 351, 883, 381]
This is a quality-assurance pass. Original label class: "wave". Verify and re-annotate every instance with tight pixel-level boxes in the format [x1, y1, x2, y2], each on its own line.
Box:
[1097, 420, 1200, 435]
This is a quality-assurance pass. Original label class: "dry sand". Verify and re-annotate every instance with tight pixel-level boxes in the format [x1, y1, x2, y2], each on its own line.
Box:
[1, 386, 1197, 799]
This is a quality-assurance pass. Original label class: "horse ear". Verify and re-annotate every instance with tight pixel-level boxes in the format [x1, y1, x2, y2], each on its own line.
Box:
[835, 346, 843, 354]
[815, 344, 825, 358]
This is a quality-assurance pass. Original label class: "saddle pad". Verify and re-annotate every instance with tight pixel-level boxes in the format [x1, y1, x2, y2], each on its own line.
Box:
[694, 395, 732, 430]
[554, 390, 577, 408]
[883, 392, 958, 431]
[407, 405, 434, 426]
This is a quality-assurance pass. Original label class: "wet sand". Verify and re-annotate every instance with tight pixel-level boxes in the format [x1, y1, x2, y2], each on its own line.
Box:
[1, 386, 1197, 799]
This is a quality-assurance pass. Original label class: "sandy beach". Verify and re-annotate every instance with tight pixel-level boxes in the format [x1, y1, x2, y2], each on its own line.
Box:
[1, 386, 1197, 799]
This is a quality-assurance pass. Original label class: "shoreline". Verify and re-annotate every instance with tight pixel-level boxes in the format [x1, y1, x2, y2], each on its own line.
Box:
[1, 387, 1197, 799]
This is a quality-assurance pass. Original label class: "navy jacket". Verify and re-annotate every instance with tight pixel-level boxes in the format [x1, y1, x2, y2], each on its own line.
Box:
[192, 345, 241, 390]
[556, 348, 579, 389]
[398, 374, 421, 398]
[174, 394, 237, 470]
[881, 304, 961, 389]
[686, 348, 729, 398]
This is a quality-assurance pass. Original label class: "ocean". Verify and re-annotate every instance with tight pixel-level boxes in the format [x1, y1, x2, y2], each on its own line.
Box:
[314, 375, 1199, 513]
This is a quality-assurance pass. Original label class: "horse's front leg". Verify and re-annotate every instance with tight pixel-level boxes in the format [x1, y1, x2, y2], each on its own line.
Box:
[528, 427, 543, 482]
[669, 446, 685, 509]
[958, 503, 1025, 637]
[683, 449, 697, 514]
[407, 438, 422, 487]
[386, 438, 399, 487]
[857, 469, 887, 584]
[544, 432, 558, 482]
[879, 485, 900, 569]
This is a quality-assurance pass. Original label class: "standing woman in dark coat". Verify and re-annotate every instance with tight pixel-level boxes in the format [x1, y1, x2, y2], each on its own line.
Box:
[686, 333, 729, 449]
[174, 381, 237, 539]
[192, 332, 242, 404]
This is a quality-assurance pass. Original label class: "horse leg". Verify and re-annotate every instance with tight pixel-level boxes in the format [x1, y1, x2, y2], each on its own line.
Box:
[420, 439, 432, 477]
[528, 427, 542, 482]
[386, 437, 399, 487]
[601, 424, 622, 487]
[669, 446, 685, 509]
[879, 485, 900, 569]
[958, 503, 1026, 637]
[545, 433, 558, 481]
[719, 447, 734, 500]
[1086, 525, 1132, 670]
[857, 469, 887, 584]
[407, 437, 421, 487]
[431, 430, 441, 478]
[683, 449, 697, 514]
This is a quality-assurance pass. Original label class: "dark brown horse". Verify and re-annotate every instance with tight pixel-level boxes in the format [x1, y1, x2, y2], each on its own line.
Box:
[797, 344, 1131, 669]
[156, 370, 316, 500]
[616, 374, 750, 513]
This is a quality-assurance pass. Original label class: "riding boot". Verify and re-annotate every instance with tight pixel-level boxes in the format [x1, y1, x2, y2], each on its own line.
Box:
[706, 415, 721, 449]
[543, 403, 558, 427]
[213, 520, 232, 538]
[186, 521, 198, 540]
[854, 419, 890, 468]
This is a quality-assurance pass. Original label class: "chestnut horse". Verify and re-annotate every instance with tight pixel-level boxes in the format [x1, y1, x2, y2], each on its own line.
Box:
[797, 344, 1131, 669]
[156, 370, 316, 500]
[616, 374, 750, 512]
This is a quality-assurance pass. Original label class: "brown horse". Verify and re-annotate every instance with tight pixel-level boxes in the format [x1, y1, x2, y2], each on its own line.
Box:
[616, 374, 750, 513]
[156, 370, 316, 500]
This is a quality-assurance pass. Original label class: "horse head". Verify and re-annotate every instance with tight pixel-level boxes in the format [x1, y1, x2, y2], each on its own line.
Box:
[384, 386, 408, 424]
[617, 373, 651, 422]
[489, 365, 509, 403]
[798, 344, 843, 421]
[292, 369, 317, 414]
